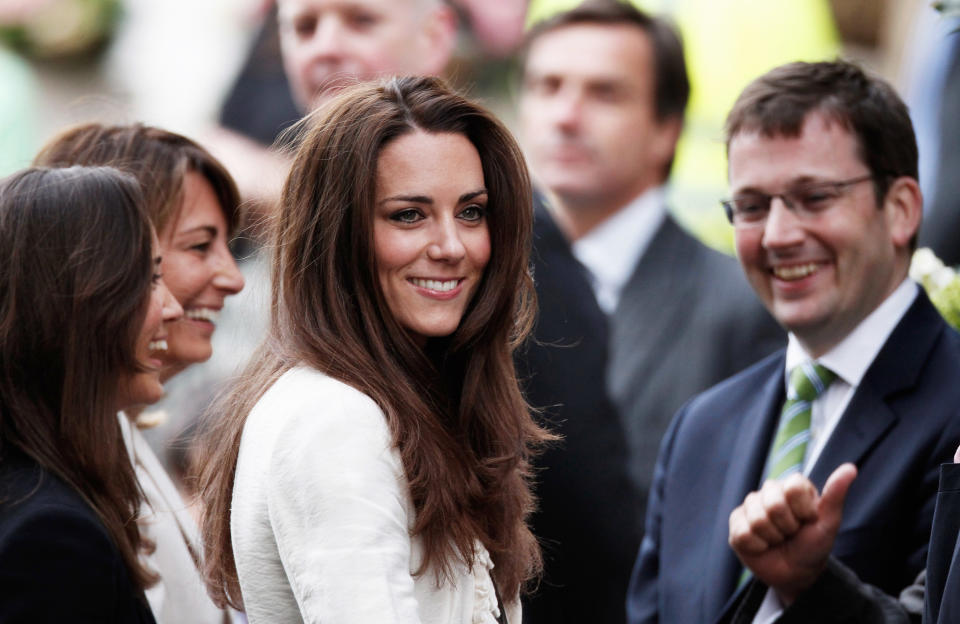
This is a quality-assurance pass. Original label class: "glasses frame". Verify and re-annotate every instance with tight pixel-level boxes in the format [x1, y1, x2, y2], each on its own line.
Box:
[721, 173, 875, 226]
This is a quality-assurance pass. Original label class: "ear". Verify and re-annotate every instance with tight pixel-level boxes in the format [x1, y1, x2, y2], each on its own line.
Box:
[883, 176, 923, 249]
[418, 4, 458, 76]
[650, 115, 684, 181]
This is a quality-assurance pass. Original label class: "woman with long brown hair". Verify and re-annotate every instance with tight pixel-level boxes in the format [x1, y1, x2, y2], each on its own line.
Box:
[32, 124, 245, 624]
[196, 76, 550, 622]
[0, 166, 181, 622]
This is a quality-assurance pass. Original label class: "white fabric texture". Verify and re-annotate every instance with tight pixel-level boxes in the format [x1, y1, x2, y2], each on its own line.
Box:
[230, 366, 519, 624]
[118, 414, 228, 624]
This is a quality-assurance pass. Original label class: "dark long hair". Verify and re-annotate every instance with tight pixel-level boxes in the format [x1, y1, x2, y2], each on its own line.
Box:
[197, 76, 550, 609]
[33, 122, 241, 236]
[0, 166, 157, 589]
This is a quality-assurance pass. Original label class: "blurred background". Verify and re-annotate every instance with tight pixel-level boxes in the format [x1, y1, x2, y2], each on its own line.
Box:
[1, 0, 955, 248]
[2, 0, 958, 471]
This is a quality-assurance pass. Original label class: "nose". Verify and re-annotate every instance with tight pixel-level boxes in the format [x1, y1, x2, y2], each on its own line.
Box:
[426, 218, 466, 263]
[761, 196, 805, 250]
[212, 248, 245, 295]
[160, 280, 183, 322]
[551, 90, 584, 134]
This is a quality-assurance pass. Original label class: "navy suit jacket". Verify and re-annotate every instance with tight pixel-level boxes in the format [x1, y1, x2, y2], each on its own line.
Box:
[627, 290, 960, 624]
[0, 449, 156, 624]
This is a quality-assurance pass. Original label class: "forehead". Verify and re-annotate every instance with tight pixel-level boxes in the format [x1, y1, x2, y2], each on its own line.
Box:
[525, 22, 654, 88]
[278, 0, 421, 19]
[728, 112, 865, 190]
[376, 131, 484, 194]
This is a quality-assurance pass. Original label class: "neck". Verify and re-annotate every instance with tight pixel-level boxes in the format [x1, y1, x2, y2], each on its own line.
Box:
[550, 193, 635, 242]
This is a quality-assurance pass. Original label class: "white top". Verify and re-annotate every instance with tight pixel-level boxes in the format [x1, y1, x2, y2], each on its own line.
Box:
[569, 187, 667, 314]
[119, 414, 229, 624]
[753, 277, 918, 624]
[230, 366, 519, 624]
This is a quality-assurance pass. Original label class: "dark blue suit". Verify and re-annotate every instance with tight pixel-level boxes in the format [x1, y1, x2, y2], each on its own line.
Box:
[627, 290, 960, 624]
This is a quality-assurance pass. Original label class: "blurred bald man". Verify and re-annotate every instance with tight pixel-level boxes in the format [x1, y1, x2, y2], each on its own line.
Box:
[208, 0, 457, 206]
[277, 0, 456, 112]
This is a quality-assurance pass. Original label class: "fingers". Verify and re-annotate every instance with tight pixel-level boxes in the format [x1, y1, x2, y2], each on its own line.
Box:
[817, 463, 857, 531]
[743, 488, 785, 544]
[729, 477, 815, 554]
[729, 505, 770, 555]
[759, 478, 800, 535]
[782, 473, 819, 522]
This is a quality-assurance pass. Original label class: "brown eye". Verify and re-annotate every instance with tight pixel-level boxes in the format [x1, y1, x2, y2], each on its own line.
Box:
[390, 209, 423, 224]
[733, 195, 768, 221]
[292, 15, 317, 38]
[458, 205, 485, 222]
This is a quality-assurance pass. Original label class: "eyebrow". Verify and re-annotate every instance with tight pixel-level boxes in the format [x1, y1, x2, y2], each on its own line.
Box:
[379, 188, 488, 205]
[733, 176, 832, 195]
[175, 225, 218, 237]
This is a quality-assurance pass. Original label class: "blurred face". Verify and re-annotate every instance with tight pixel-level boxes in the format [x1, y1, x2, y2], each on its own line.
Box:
[374, 130, 490, 344]
[729, 112, 915, 356]
[158, 172, 245, 380]
[114, 233, 183, 411]
[520, 23, 679, 226]
[278, 0, 454, 111]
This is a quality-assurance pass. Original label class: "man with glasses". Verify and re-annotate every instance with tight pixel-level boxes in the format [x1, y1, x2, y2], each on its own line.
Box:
[515, 2, 783, 621]
[628, 60, 960, 624]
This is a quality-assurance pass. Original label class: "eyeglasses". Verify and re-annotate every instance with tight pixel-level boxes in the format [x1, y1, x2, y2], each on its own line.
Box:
[721, 174, 875, 227]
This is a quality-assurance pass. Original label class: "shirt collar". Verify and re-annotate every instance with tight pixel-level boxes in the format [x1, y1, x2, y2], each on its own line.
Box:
[785, 277, 919, 388]
[569, 186, 667, 313]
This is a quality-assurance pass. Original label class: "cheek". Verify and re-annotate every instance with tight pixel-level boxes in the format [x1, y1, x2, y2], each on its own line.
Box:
[469, 229, 492, 270]
[163, 255, 208, 303]
[373, 229, 416, 280]
[733, 231, 761, 266]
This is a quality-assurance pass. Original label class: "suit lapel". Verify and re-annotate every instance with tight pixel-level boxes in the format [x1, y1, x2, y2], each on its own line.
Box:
[608, 217, 698, 401]
[704, 357, 786, 618]
[807, 291, 944, 487]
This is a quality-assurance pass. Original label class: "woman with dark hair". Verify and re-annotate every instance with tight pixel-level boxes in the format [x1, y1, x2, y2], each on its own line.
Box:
[34, 123, 246, 381]
[196, 76, 550, 623]
[0, 166, 182, 622]
[32, 124, 246, 624]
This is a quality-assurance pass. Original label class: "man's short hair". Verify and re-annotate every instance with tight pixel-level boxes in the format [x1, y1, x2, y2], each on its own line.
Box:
[521, 0, 690, 123]
[724, 60, 918, 202]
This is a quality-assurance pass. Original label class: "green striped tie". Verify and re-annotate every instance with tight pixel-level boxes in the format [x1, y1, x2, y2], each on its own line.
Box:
[766, 362, 836, 481]
[737, 362, 836, 590]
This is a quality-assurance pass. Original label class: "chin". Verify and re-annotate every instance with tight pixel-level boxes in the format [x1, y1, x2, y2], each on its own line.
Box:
[171, 343, 214, 366]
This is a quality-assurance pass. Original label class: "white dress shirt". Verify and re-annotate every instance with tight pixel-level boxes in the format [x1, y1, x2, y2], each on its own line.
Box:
[753, 277, 919, 624]
[569, 187, 666, 314]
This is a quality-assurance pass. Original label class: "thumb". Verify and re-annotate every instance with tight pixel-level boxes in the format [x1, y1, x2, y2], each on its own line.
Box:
[817, 463, 858, 530]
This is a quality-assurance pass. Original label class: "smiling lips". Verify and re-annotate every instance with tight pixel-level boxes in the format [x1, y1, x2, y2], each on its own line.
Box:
[409, 277, 462, 293]
[148, 339, 168, 352]
[771, 262, 822, 281]
[184, 307, 220, 323]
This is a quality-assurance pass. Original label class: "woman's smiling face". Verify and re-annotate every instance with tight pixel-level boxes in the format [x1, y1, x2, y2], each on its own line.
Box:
[157, 171, 245, 379]
[373, 130, 490, 345]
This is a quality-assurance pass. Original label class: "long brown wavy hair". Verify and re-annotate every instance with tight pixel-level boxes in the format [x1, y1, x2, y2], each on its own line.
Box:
[0, 166, 157, 590]
[196, 76, 550, 609]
